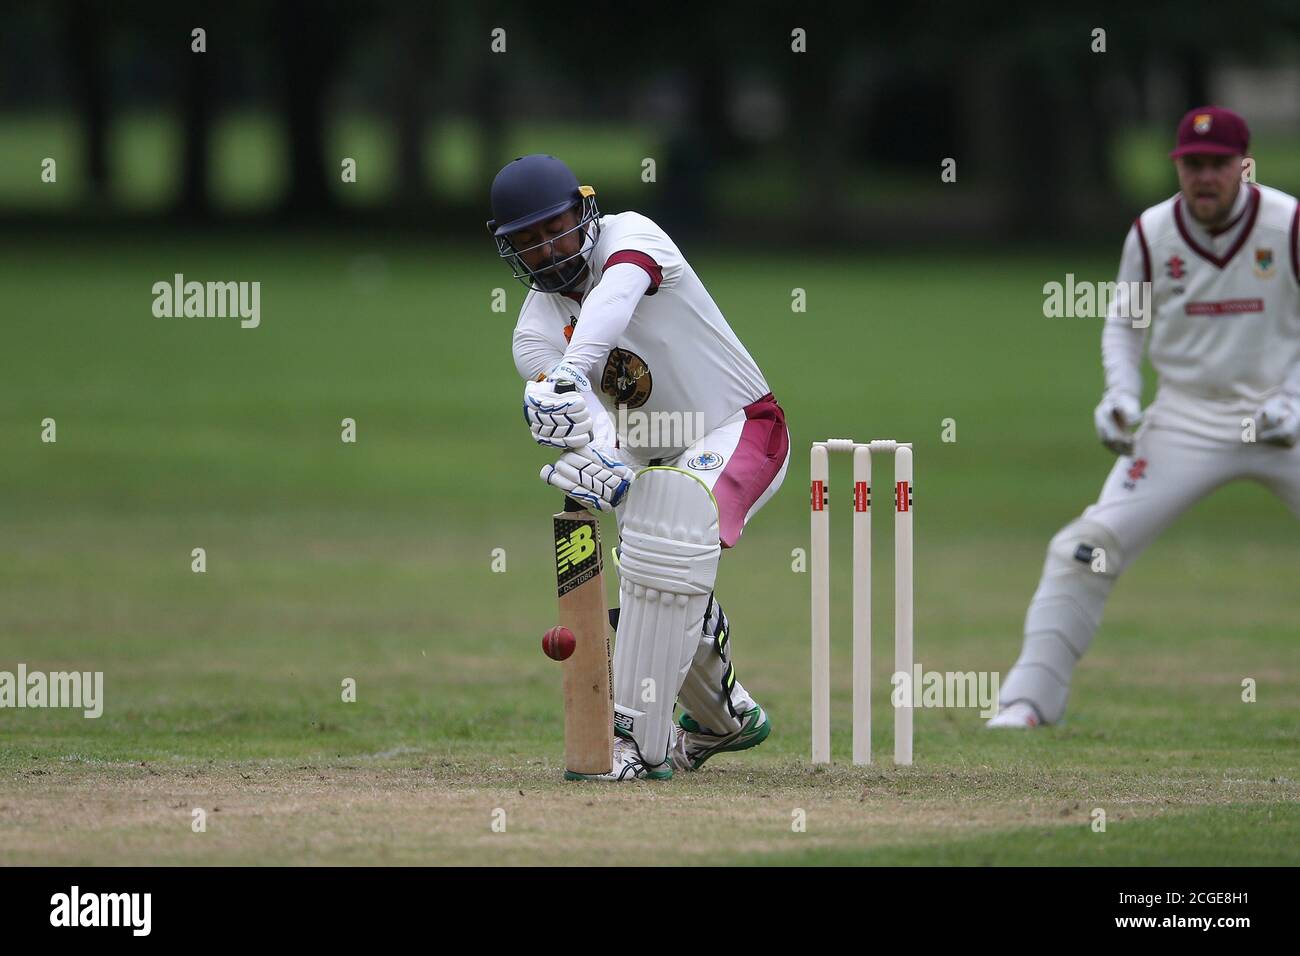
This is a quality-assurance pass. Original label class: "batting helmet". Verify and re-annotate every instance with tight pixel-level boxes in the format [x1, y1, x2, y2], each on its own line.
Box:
[487, 154, 601, 293]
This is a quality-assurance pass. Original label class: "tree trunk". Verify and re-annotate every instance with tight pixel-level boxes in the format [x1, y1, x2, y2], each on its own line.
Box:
[67, 0, 109, 200]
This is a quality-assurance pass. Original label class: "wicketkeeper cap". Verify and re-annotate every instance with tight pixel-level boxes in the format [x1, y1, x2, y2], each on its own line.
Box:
[1169, 106, 1250, 158]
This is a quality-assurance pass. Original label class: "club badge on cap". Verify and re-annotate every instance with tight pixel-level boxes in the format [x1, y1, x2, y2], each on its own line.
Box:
[1170, 105, 1250, 158]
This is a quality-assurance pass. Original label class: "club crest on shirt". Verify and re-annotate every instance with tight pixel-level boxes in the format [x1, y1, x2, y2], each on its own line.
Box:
[686, 451, 724, 471]
[600, 347, 653, 409]
[1253, 247, 1275, 279]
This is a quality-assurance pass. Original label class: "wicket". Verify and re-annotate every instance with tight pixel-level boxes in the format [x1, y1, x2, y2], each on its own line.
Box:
[810, 438, 913, 766]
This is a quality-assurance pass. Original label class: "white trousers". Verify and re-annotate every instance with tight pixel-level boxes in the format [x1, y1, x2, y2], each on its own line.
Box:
[999, 421, 1300, 722]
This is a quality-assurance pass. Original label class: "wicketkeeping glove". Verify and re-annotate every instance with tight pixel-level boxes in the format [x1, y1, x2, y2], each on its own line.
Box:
[1093, 390, 1143, 456]
[1253, 392, 1300, 447]
[540, 443, 634, 513]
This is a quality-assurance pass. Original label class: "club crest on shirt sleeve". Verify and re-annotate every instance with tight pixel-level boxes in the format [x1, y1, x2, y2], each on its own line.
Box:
[687, 451, 724, 471]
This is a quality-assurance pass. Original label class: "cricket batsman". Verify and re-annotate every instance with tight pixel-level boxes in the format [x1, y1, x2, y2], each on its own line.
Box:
[989, 106, 1300, 728]
[490, 154, 790, 778]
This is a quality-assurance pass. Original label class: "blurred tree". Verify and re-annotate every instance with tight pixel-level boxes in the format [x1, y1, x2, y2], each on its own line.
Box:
[662, 15, 744, 232]
[66, 0, 109, 201]
[389, 5, 428, 209]
[9, 0, 1299, 238]
[273, 0, 352, 217]
[471, 0, 507, 207]
[179, 25, 215, 218]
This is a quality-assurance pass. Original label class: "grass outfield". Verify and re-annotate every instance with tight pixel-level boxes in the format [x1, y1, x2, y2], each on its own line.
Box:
[1, 236, 1297, 865]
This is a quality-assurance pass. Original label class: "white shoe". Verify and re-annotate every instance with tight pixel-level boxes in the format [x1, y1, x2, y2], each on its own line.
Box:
[564, 735, 674, 781]
[986, 701, 1043, 729]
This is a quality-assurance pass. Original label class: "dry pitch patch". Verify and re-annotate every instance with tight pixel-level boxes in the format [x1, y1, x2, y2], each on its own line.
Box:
[3, 756, 1295, 866]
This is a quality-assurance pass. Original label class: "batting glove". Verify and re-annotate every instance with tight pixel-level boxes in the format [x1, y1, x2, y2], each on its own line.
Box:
[540, 443, 634, 513]
[523, 364, 594, 449]
[1094, 390, 1143, 456]
[1253, 393, 1300, 447]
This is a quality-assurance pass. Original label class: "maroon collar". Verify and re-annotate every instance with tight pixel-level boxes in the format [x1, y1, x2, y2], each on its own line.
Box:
[560, 290, 584, 304]
[1174, 185, 1260, 269]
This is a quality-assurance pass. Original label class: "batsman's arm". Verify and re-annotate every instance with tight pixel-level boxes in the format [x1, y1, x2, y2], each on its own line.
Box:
[557, 263, 650, 375]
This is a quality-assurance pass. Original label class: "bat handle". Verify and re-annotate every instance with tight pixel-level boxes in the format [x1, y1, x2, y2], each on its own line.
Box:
[553, 379, 589, 513]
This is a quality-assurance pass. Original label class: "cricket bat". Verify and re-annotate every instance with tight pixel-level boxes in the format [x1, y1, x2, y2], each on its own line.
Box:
[551, 384, 614, 776]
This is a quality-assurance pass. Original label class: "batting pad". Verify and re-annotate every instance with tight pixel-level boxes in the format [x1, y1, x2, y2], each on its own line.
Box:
[613, 467, 720, 766]
[678, 597, 756, 735]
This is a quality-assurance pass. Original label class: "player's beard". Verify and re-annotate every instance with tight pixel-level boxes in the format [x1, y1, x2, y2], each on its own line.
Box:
[1187, 182, 1238, 229]
[533, 254, 588, 293]
[531, 224, 595, 293]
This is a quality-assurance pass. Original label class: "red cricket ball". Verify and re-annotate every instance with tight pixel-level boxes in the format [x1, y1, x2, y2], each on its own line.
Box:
[542, 625, 576, 662]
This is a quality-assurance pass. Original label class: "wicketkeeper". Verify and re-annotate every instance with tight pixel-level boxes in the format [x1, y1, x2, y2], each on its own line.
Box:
[990, 106, 1300, 728]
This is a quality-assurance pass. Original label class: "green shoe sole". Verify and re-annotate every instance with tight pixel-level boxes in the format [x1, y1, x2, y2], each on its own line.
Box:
[562, 763, 674, 782]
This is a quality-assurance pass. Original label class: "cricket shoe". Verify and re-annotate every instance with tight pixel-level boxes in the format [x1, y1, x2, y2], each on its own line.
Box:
[673, 705, 770, 771]
[985, 701, 1042, 729]
[564, 735, 673, 782]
